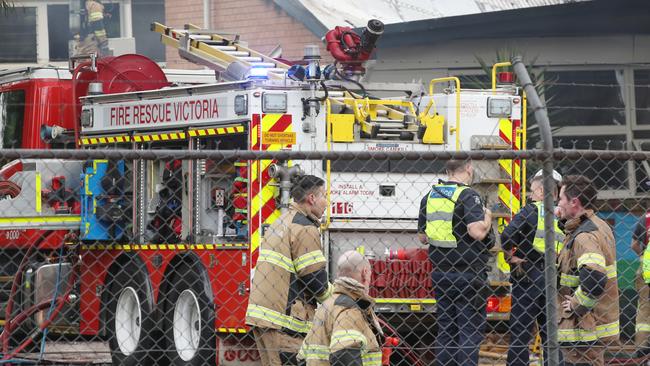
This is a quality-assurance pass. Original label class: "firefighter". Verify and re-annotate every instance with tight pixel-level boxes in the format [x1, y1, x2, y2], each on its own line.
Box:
[638, 211, 650, 356]
[298, 250, 382, 366]
[246, 175, 333, 366]
[501, 169, 564, 366]
[556, 175, 619, 366]
[85, 0, 109, 54]
[417, 159, 494, 365]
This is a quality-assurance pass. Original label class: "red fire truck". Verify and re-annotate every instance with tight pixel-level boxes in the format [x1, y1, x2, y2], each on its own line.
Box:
[0, 20, 525, 365]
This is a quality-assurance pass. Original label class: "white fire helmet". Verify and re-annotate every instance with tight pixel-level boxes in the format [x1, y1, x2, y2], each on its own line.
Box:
[533, 169, 562, 183]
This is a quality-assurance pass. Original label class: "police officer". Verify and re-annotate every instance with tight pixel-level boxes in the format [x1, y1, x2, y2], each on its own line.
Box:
[501, 169, 564, 366]
[246, 175, 333, 366]
[418, 159, 493, 365]
[298, 250, 383, 366]
[637, 211, 650, 356]
[556, 175, 619, 366]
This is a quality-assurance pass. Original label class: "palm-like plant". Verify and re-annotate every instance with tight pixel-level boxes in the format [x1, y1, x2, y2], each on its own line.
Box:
[1, 1, 14, 14]
[465, 48, 561, 148]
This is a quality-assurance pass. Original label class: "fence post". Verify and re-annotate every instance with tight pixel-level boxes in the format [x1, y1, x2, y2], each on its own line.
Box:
[512, 56, 560, 365]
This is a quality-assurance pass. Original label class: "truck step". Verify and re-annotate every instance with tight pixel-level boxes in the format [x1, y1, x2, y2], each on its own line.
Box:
[478, 143, 511, 150]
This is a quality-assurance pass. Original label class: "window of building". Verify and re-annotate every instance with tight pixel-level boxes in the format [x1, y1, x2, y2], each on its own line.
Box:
[458, 74, 491, 90]
[48, 5, 71, 61]
[0, 90, 26, 149]
[635, 69, 650, 125]
[544, 70, 625, 127]
[0, 7, 37, 62]
[101, 3, 121, 38]
[554, 135, 628, 190]
[48, 3, 122, 61]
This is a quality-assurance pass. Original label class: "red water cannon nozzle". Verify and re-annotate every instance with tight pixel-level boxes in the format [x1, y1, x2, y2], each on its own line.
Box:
[325, 19, 384, 74]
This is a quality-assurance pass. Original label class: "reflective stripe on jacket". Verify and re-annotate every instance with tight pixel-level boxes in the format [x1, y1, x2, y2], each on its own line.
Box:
[424, 185, 467, 248]
[532, 201, 565, 254]
[86, 1, 104, 22]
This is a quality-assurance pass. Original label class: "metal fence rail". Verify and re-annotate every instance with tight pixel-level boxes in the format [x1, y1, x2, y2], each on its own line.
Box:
[0, 148, 646, 365]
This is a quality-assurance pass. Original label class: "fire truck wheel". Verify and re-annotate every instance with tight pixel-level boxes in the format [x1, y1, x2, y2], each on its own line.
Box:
[105, 268, 157, 365]
[163, 262, 215, 366]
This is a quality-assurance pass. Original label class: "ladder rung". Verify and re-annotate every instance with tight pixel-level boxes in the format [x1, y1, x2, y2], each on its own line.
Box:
[372, 117, 404, 124]
[370, 122, 404, 129]
[376, 133, 414, 138]
[211, 45, 237, 51]
[249, 62, 276, 68]
[377, 129, 406, 134]
[189, 35, 212, 40]
[201, 40, 230, 46]
[239, 56, 263, 62]
[266, 68, 288, 73]
[379, 126, 417, 133]
[225, 51, 250, 57]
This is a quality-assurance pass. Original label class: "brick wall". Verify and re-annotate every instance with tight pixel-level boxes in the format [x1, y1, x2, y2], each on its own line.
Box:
[164, 0, 205, 69]
[164, 0, 331, 69]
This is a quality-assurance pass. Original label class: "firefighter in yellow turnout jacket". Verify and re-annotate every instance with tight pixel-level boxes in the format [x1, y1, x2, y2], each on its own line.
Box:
[85, 0, 109, 54]
[299, 250, 383, 366]
[556, 175, 619, 366]
[246, 175, 333, 366]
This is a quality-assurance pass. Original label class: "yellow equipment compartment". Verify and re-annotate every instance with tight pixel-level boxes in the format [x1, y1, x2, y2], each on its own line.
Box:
[329, 114, 356, 142]
[421, 113, 445, 144]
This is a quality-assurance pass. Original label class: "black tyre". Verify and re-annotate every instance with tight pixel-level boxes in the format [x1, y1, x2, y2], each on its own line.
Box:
[105, 265, 157, 365]
[162, 261, 216, 366]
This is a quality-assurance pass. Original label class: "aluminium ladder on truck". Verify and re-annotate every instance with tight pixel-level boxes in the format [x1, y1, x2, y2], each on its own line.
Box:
[152, 22, 420, 140]
[151, 22, 291, 81]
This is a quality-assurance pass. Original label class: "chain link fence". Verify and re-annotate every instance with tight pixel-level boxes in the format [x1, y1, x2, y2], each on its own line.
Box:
[0, 148, 646, 366]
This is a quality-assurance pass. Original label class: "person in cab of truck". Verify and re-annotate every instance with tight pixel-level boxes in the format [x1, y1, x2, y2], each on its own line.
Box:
[556, 175, 619, 366]
[298, 250, 383, 366]
[638, 209, 650, 358]
[417, 159, 494, 366]
[501, 169, 564, 366]
[246, 175, 334, 366]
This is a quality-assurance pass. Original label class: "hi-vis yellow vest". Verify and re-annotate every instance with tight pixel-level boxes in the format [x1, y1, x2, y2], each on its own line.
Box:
[643, 248, 650, 284]
[425, 185, 467, 248]
[532, 201, 565, 254]
[641, 213, 650, 284]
